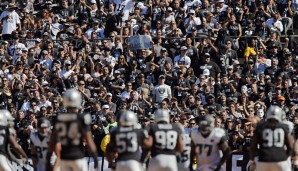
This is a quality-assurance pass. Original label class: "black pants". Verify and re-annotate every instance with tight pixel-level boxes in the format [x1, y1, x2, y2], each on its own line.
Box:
[2, 34, 11, 40]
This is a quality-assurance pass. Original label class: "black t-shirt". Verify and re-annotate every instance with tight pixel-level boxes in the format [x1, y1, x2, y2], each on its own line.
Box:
[255, 121, 290, 162]
[110, 127, 147, 161]
[148, 123, 182, 157]
[53, 112, 91, 159]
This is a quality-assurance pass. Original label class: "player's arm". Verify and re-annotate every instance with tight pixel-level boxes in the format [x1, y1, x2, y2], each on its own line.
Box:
[285, 132, 295, 156]
[8, 135, 27, 159]
[30, 143, 38, 168]
[189, 140, 196, 171]
[176, 133, 184, 153]
[53, 143, 61, 171]
[84, 131, 99, 168]
[248, 133, 258, 168]
[46, 131, 57, 171]
[216, 137, 232, 171]
[140, 130, 153, 164]
[106, 134, 118, 163]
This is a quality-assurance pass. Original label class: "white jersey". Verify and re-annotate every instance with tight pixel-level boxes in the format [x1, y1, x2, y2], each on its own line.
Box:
[9, 43, 26, 64]
[30, 132, 50, 164]
[179, 129, 192, 169]
[191, 127, 226, 166]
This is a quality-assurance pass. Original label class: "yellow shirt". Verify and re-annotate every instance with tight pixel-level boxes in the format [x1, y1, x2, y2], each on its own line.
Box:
[244, 47, 257, 60]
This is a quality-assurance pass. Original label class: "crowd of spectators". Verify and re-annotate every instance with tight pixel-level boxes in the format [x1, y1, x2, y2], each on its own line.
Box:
[0, 0, 298, 158]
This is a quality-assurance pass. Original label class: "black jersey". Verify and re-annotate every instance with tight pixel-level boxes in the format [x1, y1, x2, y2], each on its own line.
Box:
[0, 126, 8, 156]
[255, 121, 290, 162]
[148, 123, 182, 157]
[53, 112, 91, 160]
[110, 127, 148, 161]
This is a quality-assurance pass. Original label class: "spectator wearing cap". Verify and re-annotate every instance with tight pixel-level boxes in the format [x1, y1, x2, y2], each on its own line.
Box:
[200, 53, 221, 78]
[85, 20, 105, 39]
[9, 35, 26, 64]
[242, 59, 258, 77]
[39, 50, 53, 70]
[264, 58, 280, 79]
[277, 95, 289, 113]
[173, 46, 191, 69]
[104, 93, 117, 113]
[287, 102, 297, 121]
[105, 112, 118, 131]
[153, 48, 173, 71]
[0, 3, 21, 40]
[184, 9, 201, 33]
[164, 7, 175, 26]
[152, 75, 172, 104]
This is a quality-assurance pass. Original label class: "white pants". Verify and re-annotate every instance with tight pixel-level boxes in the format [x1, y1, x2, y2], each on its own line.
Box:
[148, 154, 178, 171]
[60, 158, 88, 171]
[0, 154, 12, 171]
[115, 160, 142, 171]
[256, 160, 291, 171]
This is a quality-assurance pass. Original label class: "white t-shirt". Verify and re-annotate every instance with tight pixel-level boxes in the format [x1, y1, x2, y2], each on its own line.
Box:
[174, 55, 191, 68]
[152, 84, 171, 103]
[85, 27, 105, 39]
[0, 10, 20, 34]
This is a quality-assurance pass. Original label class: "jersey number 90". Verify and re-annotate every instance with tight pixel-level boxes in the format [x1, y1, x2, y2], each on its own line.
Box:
[262, 128, 285, 147]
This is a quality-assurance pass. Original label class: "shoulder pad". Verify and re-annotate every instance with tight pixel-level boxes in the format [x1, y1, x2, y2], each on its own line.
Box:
[213, 127, 226, 138]
[83, 113, 92, 125]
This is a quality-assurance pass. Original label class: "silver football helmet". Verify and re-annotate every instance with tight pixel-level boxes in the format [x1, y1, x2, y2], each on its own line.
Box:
[1, 110, 14, 127]
[266, 105, 283, 122]
[119, 111, 138, 127]
[154, 109, 170, 123]
[63, 89, 82, 108]
[199, 115, 215, 136]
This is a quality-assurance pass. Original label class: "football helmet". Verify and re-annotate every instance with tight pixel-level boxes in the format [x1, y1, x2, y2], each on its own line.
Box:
[119, 111, 138, 127]
[154, 109, 170, 123]
[266, 105, 283, 122]
[0, 110, 8, 126]
[1, 110, 14, 127]
[199, 115, 215, 136]
[63, 88, 82, 108]
[37, 118, 51, 137]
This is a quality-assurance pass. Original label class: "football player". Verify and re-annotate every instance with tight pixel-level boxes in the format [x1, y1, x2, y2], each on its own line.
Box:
[106, 110, 152, 171]
[46, 89, 98, 171]
[190, 115, 231, 171]
[147, 109, 184, 171]
[0, 110, 28, 171]
[177, 126, 192, 171]
[30, 118, 52, 171]
[249, 106, 294, 171]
